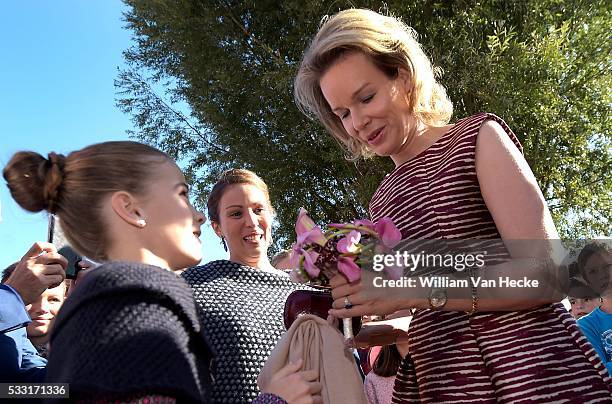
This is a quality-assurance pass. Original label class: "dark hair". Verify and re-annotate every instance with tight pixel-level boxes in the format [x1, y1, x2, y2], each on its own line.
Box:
[372, 344, 403, 377]
[578, 241, 610, 273]
[206, 169, 273, 224]
[3, 141, 171, 261]
[1, 262, 18, 283]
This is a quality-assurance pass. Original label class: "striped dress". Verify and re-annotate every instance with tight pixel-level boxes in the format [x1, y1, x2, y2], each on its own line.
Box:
[369, 113, 612, 403]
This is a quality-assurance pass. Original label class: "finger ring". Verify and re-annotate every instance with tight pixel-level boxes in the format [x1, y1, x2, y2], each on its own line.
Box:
[344, 296, 353, 309]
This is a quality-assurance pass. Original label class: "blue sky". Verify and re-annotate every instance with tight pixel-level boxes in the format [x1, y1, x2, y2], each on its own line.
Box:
[0, 1, 227, 266]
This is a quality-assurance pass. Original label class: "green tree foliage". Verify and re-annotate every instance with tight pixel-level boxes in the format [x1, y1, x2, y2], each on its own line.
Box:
[117, 0, 610, 247]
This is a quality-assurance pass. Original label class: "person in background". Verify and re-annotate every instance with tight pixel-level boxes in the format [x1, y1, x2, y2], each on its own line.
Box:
[3, 142, 320, 403]
[294, 8, 611, 401]
[570, 295, 602, 320]
[25, 281, 66, 358]
[567, 261, 601, 319]
[364, 342, 409, 404]
[182, 169, 318, 403]
[271, 249, 293, 272]
[0, 244, 67, 383]
[577, 241, 612, 376]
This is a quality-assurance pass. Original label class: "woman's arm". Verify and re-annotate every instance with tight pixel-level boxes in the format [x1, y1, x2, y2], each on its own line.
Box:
[329, 120, 568, 318]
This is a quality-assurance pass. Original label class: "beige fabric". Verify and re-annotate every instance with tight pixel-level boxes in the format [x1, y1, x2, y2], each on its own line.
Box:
[258, 314, 367, 404]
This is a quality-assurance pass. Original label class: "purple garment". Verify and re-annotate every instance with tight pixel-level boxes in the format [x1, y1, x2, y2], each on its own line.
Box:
[364, 372, 396, 404]
[369, 113, 612, 402]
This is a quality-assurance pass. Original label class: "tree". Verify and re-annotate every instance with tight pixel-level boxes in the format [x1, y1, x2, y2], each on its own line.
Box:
[117, 0, 610, 247]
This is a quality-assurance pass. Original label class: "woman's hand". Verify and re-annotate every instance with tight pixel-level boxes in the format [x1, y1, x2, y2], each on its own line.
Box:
[262, 358, 322, 404]
[328, 271, 411, 319]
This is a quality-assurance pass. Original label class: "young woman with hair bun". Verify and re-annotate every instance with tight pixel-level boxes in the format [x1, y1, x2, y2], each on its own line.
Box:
[3, 142, 321, 403]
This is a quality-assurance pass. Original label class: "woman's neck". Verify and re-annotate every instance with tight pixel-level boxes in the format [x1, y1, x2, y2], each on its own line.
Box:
[391, 123, 453, 167]
[230, 253, 275, 272]
[105, 245, 171, 271]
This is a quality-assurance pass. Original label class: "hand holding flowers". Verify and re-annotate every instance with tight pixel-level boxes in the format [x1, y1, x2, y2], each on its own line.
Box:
[288, 208, 402, 341]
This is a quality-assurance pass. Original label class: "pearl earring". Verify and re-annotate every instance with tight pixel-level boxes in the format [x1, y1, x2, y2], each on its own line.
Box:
[136, 219, 146, 228]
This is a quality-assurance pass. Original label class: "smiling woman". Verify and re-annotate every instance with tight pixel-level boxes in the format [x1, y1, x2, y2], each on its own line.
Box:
[182, 169, 313, 403]
[3, 144, 319, 403]
[26, 281, 67, 358]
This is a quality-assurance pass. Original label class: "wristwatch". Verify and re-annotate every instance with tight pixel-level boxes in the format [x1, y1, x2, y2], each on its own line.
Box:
[428, 288, 447, 310]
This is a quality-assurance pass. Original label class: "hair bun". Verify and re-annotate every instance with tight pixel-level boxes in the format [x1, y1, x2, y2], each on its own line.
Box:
[2, 150, 66, 214]
[44, 152, 66, 213]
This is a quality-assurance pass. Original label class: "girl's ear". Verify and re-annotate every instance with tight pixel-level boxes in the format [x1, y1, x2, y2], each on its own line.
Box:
[211, 221, 223, 238]
[110, 191, 146, 228]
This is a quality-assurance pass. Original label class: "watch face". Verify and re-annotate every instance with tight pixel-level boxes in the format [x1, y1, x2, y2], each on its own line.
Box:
[430, 289, 447, 308]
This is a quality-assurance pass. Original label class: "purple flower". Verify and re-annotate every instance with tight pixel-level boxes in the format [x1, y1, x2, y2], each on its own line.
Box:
[354, 219, 376, 230]
[337, 256, 361, 282]
[296, 208, 327, 246]
[375, 217, 402, 248]
[337, 230, 361, 254]
[289, 243, 302, 269]
[302, 250, 321, 278]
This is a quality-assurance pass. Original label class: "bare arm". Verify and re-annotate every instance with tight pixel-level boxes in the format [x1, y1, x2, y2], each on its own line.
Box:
[330, 120, 568, 318]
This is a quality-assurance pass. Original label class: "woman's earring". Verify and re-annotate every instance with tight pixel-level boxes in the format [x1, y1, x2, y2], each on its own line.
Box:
[221, 237, 228, 252]
[136, 219, 146, 228]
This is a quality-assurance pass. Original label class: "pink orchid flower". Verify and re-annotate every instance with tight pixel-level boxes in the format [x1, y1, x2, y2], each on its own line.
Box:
[296, 208, 327, 246]
[354, 219, 376, 230]
[302, 249, 321, 278]
[375, 217, 402, 248]
[289, 244, 302, 269]
[338, 256, 361, 283]
[337, 230, 361, 254]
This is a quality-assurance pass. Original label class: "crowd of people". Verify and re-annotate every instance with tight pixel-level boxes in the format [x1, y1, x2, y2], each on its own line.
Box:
[1, 7, 610, 403]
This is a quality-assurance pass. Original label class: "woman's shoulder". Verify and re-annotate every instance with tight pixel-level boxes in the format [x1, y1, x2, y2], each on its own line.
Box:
[183, 260, 291, 283]
[56, 261, 200, 332]
[451, 112, 522, 151]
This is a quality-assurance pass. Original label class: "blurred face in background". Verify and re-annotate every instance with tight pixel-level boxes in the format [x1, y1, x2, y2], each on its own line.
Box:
[568, 296, 600, 319]
[583, 251, 612, 297]
[213, 183, 273, 268]
[26, 282, 66, 342]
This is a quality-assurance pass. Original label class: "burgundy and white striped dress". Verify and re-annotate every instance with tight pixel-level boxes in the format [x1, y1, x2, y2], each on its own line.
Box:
[369, 113, 612, 403]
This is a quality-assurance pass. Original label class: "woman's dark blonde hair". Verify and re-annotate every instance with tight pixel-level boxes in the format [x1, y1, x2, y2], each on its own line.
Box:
[294, 8, 452, 159]
[207, 168, 273, 225]
[3, 141, 171, 261]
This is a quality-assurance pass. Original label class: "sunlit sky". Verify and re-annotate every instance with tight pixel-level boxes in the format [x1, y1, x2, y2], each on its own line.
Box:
[0, 0, 227, 266]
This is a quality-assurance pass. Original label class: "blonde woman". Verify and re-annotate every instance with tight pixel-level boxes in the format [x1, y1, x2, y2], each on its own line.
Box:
[294, 8, 611, 402]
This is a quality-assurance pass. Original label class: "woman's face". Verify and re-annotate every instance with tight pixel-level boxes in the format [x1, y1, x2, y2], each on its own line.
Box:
[213, 183, 273, 266]
[319, 52, 415, 160]
[138, 161, 206, 270]
[26, 283, 66, 339]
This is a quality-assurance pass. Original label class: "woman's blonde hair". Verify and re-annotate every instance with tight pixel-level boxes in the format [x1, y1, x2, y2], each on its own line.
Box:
[294, 8, 453, 159]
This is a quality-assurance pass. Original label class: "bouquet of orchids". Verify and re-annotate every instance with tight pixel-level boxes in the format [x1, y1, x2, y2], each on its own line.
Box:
[289, 208, 402, 340]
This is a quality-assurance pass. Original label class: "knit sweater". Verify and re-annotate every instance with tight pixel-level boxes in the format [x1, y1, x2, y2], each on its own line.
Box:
[45, 261, 212, 403]
[182, 260, 307, 403]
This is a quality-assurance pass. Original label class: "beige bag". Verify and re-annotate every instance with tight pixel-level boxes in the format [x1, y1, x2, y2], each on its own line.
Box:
[258, 314, 367, 404]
